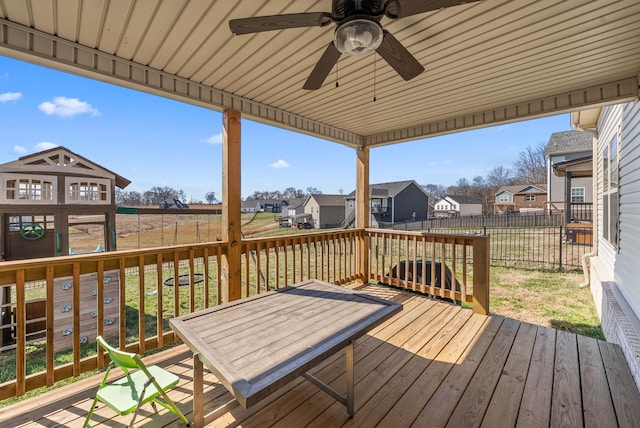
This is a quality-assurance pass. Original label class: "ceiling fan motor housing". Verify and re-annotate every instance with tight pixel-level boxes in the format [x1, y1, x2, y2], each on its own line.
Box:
[332, 0, 385, 22]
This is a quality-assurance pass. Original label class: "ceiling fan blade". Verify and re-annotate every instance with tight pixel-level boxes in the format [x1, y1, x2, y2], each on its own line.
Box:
[230, 12, 333, 35]
[384, 0, 481, 19]
[376, 31, 425, 81]
[303, 42, 342, 90]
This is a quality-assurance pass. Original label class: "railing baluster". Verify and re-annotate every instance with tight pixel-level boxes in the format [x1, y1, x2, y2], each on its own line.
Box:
[119, 258, 126, 350]
[189, 249, 195, 311]
[217, 246, 223, 305]
[45, 266, 55, 384]
[15, 269, 26, 396]
[265, 241, 270, 291]
[156, 254, 164, 348]
[72, 263, 81, 376]
[172, 252, 180, 319]
[275, 239, 281, 289]
[138, 255, 146, 355]
[245, 243, 250, 296]
[430, 240, 436, 296]
[203, 248, 210, 309]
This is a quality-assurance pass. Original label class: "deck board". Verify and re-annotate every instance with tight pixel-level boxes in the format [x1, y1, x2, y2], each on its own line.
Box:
[2, 284, 640, 428]
[481, 321, 538, 428]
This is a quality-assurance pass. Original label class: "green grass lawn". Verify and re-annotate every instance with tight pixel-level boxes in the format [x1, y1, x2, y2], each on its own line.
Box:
[489, 265, 604, 339]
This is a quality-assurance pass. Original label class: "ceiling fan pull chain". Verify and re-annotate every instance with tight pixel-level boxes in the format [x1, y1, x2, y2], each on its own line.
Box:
[335, 60, 339, 88]
[373, 54, 377, 102]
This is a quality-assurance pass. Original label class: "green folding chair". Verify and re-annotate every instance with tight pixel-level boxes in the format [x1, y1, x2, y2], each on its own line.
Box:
[84, 336, 189, 427]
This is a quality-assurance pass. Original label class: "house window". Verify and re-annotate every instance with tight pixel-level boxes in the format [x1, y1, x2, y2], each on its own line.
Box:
[602, 128, 620, 247]
[525, 194, 536, 202]
[570, 187, 585, 203]
[66, 178, 109, 203]
[497, 194, 509, 203]
[4, 176, 55, 201]
[348, 200, 354, 209]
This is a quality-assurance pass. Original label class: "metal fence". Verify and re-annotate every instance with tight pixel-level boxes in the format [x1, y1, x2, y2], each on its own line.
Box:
[384, 214, 593, 272]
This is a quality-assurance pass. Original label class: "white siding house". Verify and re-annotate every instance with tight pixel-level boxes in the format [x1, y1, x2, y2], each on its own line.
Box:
[572, 100, 640, 389]
[433, 195, 482, 217]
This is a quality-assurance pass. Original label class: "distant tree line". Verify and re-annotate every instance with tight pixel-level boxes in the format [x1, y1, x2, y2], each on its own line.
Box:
[244, 187, 322, 201]
[115, 185, 323, 207]
[116, 144, 545, 214]
[116, 186, 218, 206]
[422, 142, 547, 214]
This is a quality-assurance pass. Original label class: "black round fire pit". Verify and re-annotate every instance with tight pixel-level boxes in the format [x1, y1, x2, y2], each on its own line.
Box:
[163, 273, 205, 287]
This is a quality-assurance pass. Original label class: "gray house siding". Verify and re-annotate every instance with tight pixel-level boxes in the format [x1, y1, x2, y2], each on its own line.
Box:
[343, 181, 429, 226]
[305, 195, 345, 229]
[546, 131, 594, 211]
[459, 203, 482, 216]
[587, 101, 640, 391]
[319, 206, 345, 228]
[392, 185, 429, 222]
[548, 173, 593, 210]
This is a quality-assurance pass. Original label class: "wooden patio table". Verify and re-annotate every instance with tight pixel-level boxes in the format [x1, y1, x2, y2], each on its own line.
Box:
[170, 279, 403, 427]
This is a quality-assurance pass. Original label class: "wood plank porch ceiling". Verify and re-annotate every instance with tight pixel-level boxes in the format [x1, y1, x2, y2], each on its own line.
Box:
[0, 0, 639, 148]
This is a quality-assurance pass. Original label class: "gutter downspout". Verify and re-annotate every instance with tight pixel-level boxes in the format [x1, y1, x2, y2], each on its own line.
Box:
[571, 118, 599, 288]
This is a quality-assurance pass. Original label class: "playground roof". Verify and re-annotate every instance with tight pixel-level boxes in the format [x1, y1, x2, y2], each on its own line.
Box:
[0, 146, 131, 189]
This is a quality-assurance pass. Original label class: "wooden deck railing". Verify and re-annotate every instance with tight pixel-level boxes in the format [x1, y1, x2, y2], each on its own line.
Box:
[0, 229, 488, 400]
[241, 230, 359, 293]
[366, 229, 490, 314]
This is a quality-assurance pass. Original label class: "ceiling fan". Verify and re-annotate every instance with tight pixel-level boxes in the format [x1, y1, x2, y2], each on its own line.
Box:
[229, 0, 479, 90]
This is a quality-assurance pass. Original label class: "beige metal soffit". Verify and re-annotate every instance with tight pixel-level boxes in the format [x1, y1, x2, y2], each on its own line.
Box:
[364, 76, 640, 148]
[571, 74, 640, 131]
[0, 19, 364, 149]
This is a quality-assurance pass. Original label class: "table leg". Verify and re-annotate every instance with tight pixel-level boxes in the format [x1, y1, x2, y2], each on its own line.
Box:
[194, 353, 203, 428]
[346, 340, 354, 418]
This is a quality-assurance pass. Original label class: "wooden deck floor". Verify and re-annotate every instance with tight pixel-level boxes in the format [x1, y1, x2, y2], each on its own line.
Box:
[3, 284, 640, 427]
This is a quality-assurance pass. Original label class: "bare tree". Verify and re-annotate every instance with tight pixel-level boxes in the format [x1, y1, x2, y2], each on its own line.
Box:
[116, 189, 143, 206]
[486, 166, 515, 187]
[422, 184, 446, 200]
[283, 187, 304, 199]
[514, 142, 547, 184]
[205, 192, 218, 204]
[306, 186, 322, 195]
[451, 178, 471, 195]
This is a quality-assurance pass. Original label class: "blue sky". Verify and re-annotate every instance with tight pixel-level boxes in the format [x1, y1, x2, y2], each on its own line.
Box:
[0, 55, 572, 201]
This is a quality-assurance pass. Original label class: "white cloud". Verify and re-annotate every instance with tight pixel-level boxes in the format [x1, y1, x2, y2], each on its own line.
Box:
[12, 145, 27, 155]
[0, 92, 22, 102]
[269, 159, 290, 169]
[38, 96, 100, 117]
[34, 142, 58, 151]
[205, 133, 223, 144]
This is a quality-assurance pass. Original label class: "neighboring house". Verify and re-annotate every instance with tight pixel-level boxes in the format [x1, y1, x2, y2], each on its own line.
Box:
[572, 101, 640, 391]
[241, 200, 260, 213]
[0, 146, 130, 260]
[304, 194, 345, 229]
[242, 198, 297, 213]
[544, 130, 594, 217]
[343, 180, 430, 228]
[494, 184, 547, 214]
[259, 199, 283, 213]
[433, 195, 483, 217]
[279, 198, 310, 227]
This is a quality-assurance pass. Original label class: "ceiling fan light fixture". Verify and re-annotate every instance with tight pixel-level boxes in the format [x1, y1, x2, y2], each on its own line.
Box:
[334, 19, 383, 56]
